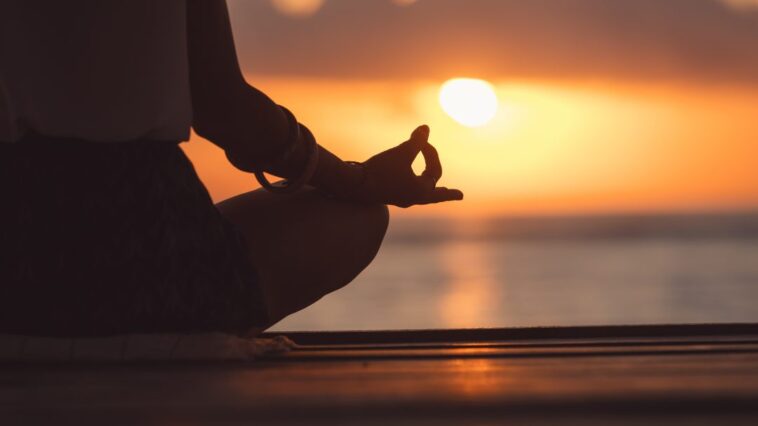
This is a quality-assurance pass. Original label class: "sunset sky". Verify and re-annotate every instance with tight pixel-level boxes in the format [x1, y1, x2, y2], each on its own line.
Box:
[183, 0, 758, 216]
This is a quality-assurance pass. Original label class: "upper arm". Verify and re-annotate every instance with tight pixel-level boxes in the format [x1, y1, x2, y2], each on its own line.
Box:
[185, 0, 289, 168]
[186, 0, 245, 101]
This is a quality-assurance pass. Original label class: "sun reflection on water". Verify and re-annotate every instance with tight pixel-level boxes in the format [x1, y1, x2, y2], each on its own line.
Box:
[438, 223, 502, 328]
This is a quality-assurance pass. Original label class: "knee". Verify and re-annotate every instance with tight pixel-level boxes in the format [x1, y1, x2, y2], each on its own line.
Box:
[362, 203, 389, 255]
[335, 202, 389, 288]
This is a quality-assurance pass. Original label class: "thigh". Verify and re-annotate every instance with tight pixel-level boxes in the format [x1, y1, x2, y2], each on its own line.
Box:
[217, 187, 389, 327]
[1, 138, 268, 336]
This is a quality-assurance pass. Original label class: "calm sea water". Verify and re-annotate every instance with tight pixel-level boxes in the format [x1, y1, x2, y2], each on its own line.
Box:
[272, 213, 758, 331]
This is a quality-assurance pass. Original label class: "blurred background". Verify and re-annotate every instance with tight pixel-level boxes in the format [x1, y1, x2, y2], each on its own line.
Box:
[182, 0, 758, 330]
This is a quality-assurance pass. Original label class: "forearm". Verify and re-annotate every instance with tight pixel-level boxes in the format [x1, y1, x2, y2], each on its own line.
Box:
[196, 84, 363, 195]
[193, 83, 290, 172]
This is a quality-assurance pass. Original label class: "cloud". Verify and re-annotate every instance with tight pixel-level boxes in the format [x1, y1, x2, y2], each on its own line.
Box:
[228, 0, 758, 84]
[265, 0, 416, 18]
[269, 0, 325, 18]
[721, 0, 758, 10]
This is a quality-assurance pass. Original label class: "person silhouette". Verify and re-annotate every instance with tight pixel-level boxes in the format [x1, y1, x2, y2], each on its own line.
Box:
[0, 0, 462, 337]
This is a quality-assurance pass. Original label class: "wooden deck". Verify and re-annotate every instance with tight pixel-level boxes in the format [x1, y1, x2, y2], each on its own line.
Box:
[3, 324, 758, 425]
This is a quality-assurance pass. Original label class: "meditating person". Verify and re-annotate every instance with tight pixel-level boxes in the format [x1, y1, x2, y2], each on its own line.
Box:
[0, 0, 463, 337]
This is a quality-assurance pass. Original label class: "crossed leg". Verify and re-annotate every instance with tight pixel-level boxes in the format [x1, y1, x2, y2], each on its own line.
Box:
[216, 187, 389, 331]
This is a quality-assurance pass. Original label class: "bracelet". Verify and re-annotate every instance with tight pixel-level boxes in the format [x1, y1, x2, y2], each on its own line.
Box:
[255, 124, 319, 194]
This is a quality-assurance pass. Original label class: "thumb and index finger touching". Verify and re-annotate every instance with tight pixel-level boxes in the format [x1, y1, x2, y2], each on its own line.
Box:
[398, 125, 429, 159]
[401, 125, 442, 181]
[401, 125, 464, 203]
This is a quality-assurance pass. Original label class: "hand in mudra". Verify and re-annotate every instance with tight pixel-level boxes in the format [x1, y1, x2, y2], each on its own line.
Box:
[356, 125, 464, 208]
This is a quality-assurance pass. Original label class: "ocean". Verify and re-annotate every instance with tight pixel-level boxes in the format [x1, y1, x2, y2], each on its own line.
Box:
[272, 212, 758, 331]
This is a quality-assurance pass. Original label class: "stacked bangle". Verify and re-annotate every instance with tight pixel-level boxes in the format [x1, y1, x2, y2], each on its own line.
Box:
[255, 107, 319, 194]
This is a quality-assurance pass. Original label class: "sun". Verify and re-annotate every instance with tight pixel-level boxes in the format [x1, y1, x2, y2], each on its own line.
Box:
[439, 78, 499, 127]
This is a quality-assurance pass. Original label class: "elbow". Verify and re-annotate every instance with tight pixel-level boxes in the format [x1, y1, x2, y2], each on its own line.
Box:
[191, 89, 232, 142]
[190, 103, 275, 174]
[191, 112, 221, 143]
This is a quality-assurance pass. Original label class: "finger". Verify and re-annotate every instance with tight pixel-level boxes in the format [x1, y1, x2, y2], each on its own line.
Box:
[421, 142, 442, 183]
[415, 174, 436, 193]
[397, 125, 429, 160]
[411, 124, 430, 142]
[419, 187, 464, 204]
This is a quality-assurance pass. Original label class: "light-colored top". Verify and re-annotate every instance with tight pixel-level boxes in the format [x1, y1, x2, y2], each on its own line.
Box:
[0, 0, 192, 143]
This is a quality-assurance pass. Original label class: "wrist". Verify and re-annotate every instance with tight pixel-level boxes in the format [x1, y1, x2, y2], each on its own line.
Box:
[327, 161, 366, 201]
[343, 161, 367, 199]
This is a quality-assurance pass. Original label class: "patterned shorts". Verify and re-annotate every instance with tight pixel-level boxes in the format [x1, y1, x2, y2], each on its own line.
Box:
[0, 134, 268, 337]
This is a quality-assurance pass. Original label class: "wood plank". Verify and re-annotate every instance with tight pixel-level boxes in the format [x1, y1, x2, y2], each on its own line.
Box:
[4, 325, 758, 425]
[266, 323, 758, 345]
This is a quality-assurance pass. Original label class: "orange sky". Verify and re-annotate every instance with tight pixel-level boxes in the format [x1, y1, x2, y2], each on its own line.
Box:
[182, 1, 758, 217]
[182, 0, 758, 216]
[183, 76, 758, 216]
